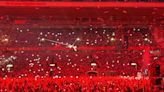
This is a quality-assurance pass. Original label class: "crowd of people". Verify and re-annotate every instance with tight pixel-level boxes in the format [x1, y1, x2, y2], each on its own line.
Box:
[0, 77, 155, 92]
[0, 0, 163, 91]
[0, 50, 144, 77]
[0, 24, 154, 77]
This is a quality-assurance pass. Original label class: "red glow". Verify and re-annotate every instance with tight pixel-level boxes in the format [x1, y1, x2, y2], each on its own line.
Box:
[0, 1, 163, 91]
[0, 2, 162, 7]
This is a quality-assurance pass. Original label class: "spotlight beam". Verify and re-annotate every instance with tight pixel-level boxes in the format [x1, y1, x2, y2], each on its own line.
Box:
[43, 38, 69, 46]
[41, 38, 78, 51]
[72, 40, 77, 46]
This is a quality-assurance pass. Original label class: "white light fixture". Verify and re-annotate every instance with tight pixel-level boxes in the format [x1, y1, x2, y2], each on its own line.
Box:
[76, 38, 81, 41]
[91, 63, 97, 67]
[131, 63, 137, 66]
[6, 64, 13, 68]
[110, 37, 115, 41]
[49, 64, 55, 67]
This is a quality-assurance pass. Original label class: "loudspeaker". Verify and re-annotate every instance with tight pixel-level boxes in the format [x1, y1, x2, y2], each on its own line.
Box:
[155, 65, 160, 76]
[49, 70, 53, 77]
[155, 78, 162, 85]
[124, 35, 128, 49]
